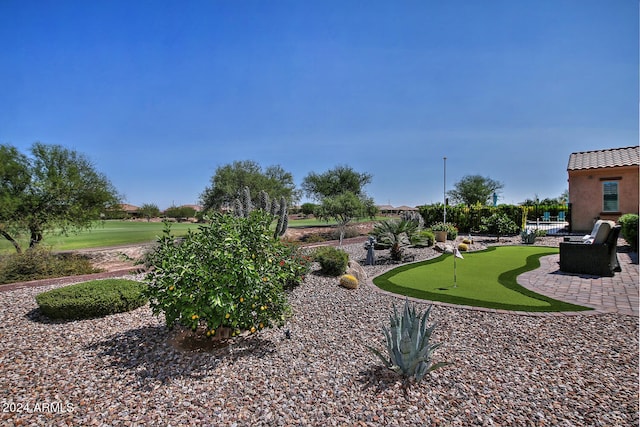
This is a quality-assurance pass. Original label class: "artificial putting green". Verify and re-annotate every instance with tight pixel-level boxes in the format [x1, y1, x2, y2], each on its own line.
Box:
[372, 246, 591, 312]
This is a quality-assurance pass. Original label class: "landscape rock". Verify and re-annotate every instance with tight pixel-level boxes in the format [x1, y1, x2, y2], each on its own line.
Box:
[346, 259, 367, 281]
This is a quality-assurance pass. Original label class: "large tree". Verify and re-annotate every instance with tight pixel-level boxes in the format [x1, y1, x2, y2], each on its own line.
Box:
[447, 175, 504, 206]
[0, 143, 120, 253]
[200, 160, 299, 211]
[302, 165, 377, 244]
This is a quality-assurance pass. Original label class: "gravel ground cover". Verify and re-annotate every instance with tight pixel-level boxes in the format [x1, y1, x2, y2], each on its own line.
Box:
[0, 240, 638, 426]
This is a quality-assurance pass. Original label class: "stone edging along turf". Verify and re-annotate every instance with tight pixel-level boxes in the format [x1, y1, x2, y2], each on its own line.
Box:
[368, 246, 592, 313]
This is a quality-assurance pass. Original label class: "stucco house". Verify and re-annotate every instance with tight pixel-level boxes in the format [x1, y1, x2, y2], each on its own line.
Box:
[567, 146, 639, 232]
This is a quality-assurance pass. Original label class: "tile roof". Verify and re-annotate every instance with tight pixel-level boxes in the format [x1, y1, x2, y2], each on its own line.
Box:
[567, 146, 640, 171]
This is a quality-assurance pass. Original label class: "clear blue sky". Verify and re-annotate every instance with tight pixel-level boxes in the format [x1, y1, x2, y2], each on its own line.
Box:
[1, 1, 637, 210]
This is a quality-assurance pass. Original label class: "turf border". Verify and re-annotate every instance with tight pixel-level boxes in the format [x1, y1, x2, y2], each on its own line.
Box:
[371, 246, 592, 312]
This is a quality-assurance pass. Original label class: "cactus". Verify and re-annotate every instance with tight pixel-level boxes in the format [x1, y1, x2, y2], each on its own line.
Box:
[339, 274, 358, 289]
[257, 190, 271, 213]
[242, 186, 253, 217]
[367, 299, 448, 383]
[232, 187, 288, 239]
[273, 196, 288, 239]
[233, 198, 244, 218]
[401, 210, 425, 229]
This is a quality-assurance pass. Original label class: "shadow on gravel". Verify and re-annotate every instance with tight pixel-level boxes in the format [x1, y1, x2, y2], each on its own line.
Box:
[24, 307, 79, 324]
[85, 326, 277, 387]
[357, 365, 404, 394]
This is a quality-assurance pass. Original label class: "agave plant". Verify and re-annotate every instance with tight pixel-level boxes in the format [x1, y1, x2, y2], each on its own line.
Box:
[367, 299, 448, 383]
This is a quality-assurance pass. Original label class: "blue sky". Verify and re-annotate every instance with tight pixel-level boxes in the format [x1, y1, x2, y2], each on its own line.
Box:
[1, 1, 637, 209]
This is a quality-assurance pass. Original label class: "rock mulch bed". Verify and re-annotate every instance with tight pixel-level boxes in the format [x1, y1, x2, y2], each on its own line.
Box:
[0, 241, 638, 426]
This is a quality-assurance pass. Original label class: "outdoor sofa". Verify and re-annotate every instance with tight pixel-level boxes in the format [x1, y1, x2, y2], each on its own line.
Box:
[559, 220, 622, 277]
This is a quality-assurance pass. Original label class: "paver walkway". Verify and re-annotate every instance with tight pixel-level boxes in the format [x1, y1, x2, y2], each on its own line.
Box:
[518, 251, 639, 316]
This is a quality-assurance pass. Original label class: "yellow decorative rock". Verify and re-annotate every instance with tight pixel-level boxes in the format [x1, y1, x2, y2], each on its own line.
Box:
[339, 274, 359, 289]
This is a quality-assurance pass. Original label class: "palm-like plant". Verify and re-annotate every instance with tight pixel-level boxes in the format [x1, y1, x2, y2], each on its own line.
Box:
[372, 219, 419, 261]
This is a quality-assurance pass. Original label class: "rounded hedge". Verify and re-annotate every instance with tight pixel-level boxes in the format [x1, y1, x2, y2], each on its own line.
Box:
[36, 279, 148, 320]
[619, 214, 638, 252]
[314, 246, 349, 276]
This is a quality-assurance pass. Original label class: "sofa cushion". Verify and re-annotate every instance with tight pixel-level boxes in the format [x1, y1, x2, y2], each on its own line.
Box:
[591, 221, 614, 244]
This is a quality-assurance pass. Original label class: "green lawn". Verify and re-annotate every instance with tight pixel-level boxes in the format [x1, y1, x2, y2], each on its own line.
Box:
[0, 221, 198, 253]
[0, 216, 382, 253]
[373, 246, 591, 312]
[288, 216, 388, 227]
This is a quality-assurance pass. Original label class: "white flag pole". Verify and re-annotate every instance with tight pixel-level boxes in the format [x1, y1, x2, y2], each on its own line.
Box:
[453, 252, 457, 288]
[453, 248, 464, 288]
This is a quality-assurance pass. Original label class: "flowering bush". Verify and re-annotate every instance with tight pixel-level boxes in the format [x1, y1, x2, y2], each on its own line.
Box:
[144, 211, 309, 337]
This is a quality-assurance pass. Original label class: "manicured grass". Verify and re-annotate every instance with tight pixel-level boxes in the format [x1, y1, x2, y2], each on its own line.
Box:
[0, 221, 198, 253]
[288, 216, 388, 228]
[373, 246, 591, 312]
[0, 216, 382, 253]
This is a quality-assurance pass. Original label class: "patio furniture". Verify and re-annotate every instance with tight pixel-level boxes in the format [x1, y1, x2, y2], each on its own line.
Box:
[559, 222, 621, 277]
[558, 211, 565, 222]
[543, 211, 551, 221]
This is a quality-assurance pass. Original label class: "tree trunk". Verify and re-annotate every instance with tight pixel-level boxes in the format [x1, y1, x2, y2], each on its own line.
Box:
[29, 228, 43, 248]
[0, 230, 22, 253]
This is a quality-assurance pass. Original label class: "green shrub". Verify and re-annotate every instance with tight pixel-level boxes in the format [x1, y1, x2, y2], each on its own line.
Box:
[36, 279, 147, 320]
[411, 230, 435, 248]
[479, 213, 518, 240]
[0, 247, 100, 285]
[619, 214, 639, 251]
[458, 243, 469, 252]
[144, 211, 308, 336]
[313, 246, 349, 276]
[330, 226, 361, 241]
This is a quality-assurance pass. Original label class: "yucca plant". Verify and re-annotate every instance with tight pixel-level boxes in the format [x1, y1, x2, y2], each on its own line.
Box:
[367, 299, 448, 383]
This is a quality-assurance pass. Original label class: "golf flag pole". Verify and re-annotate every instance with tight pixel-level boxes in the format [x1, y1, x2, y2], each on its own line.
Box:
[453, 247, 464, 288]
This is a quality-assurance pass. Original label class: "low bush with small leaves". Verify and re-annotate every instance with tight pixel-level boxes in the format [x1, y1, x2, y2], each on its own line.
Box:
[0, 247, 100, 285]
[457, 243, 469, 252]
[36, 279, 148, 320]
[313, 246, 349, 276]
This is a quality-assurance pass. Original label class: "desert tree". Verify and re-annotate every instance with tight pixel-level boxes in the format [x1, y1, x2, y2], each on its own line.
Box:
[200, 160, 300, 212]
[139, 203, 161, 221]
[0, 142, 120, 253]
[302, 165, 377, 244]
[448, 175, 504, 206]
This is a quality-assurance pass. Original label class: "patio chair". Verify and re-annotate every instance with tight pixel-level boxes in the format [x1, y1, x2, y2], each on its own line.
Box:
[559, 223, 621, 277]
[558, 211, 565, 222]
[543, 212, 551, 221]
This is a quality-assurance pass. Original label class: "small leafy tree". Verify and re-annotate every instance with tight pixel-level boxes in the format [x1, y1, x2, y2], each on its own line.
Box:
[448, 175, 504, 206]
[0, 143, 120, 253]
[479, 212, 518, 241]
[301, 203, 317, 216]
[302, 165, 377, 245]
[164, 205, 196, 222]
[144, 211, 310, 338]
[139, 203, 161, 222]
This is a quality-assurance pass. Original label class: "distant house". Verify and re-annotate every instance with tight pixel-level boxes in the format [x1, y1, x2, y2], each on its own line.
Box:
[118, 203, 141, 219]
[567, 146, 639, 232]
